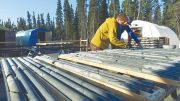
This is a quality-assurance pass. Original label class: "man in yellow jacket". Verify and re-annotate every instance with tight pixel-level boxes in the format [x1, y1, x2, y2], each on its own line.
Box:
[90, 13, 142, 51]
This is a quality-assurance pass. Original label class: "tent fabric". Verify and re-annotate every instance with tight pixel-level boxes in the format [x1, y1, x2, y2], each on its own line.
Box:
[121, 20, 180, 48]
[16, 28, 48, 46]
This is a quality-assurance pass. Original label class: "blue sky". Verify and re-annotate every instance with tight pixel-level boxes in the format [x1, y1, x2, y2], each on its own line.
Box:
[0, 0, 76, 24]
[0, 0, 124, 24]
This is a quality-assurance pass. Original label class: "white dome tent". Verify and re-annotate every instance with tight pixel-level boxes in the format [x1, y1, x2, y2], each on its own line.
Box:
[121, 20, 180, 48]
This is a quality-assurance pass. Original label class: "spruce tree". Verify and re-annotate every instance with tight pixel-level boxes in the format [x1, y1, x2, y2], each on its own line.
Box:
[27, 11, 32, 29]
[17, 17, 26, 31]
[122, 0, 139, 19]
[1, 21, 4, 27]
[55, 0, 64, 40]
[46, 13, 51, 31]
[73, 8, 79, 40]
[12, 23, 17, 31]
[4, 19, 12, 29]
[154, 4, 162, 24]
[174, 0, 180, 38]
[162, 1, 177, 34]
[37, 14, 41, 28]
[32, 12, 37, 28]
[109, 0, 120, 17]
[40, 14, 45, 29]
[141, 0, 152, 21]
[99, 0, 109, 24]
[50, 18, 56, 40]
[64, 0, 73, 40]
[0, 20, 2, 27]
[87, 0, 99, 39]
[70, 5, 76, 40]
[77, 0, 88, 39]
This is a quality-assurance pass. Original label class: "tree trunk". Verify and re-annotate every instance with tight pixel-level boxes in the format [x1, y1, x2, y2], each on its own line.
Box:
[137, 0, 141, 20]
[175, 15, 180, 39]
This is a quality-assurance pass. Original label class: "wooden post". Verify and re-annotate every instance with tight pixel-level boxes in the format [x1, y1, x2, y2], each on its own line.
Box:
[86, 39, 88, 52]
[80, 38, 82, 51]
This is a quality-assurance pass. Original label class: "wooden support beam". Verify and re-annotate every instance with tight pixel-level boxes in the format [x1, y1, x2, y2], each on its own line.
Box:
[58, 55, 180, 88]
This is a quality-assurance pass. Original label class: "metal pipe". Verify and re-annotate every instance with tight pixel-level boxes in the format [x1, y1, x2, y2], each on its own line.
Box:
[1, 62, 11, 101]
[58, 59, 100, 73]
[6, 58, 17, 71]
[1, 59, 26, 101]
[60, 51, 180, 82]
[88, 50, 171, 63]
[7, 75, 21, 93]
[30, 58, 123, 101]
[77, 52, 167, 66]
[98, 70, 154, 93]
[55, 57, 156, 92]
[18, 57, 92, 101]
[23, 57, 43, 68]
[14, 58, 55, 101]
[35, 56, 156, 98]
[41, 57, 148, 101]
[7, 58, 41, 101]
[1, 59, 14, 77]
[41, 67, 108, 101]
[142, 68, 180, 80]
[101, 49, 180, 60]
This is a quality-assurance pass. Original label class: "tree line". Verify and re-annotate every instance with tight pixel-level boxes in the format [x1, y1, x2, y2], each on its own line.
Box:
[0, 0, 180, 41]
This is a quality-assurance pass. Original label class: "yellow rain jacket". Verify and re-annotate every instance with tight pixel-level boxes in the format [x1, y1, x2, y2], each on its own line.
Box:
[91, 17, 126, 49]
